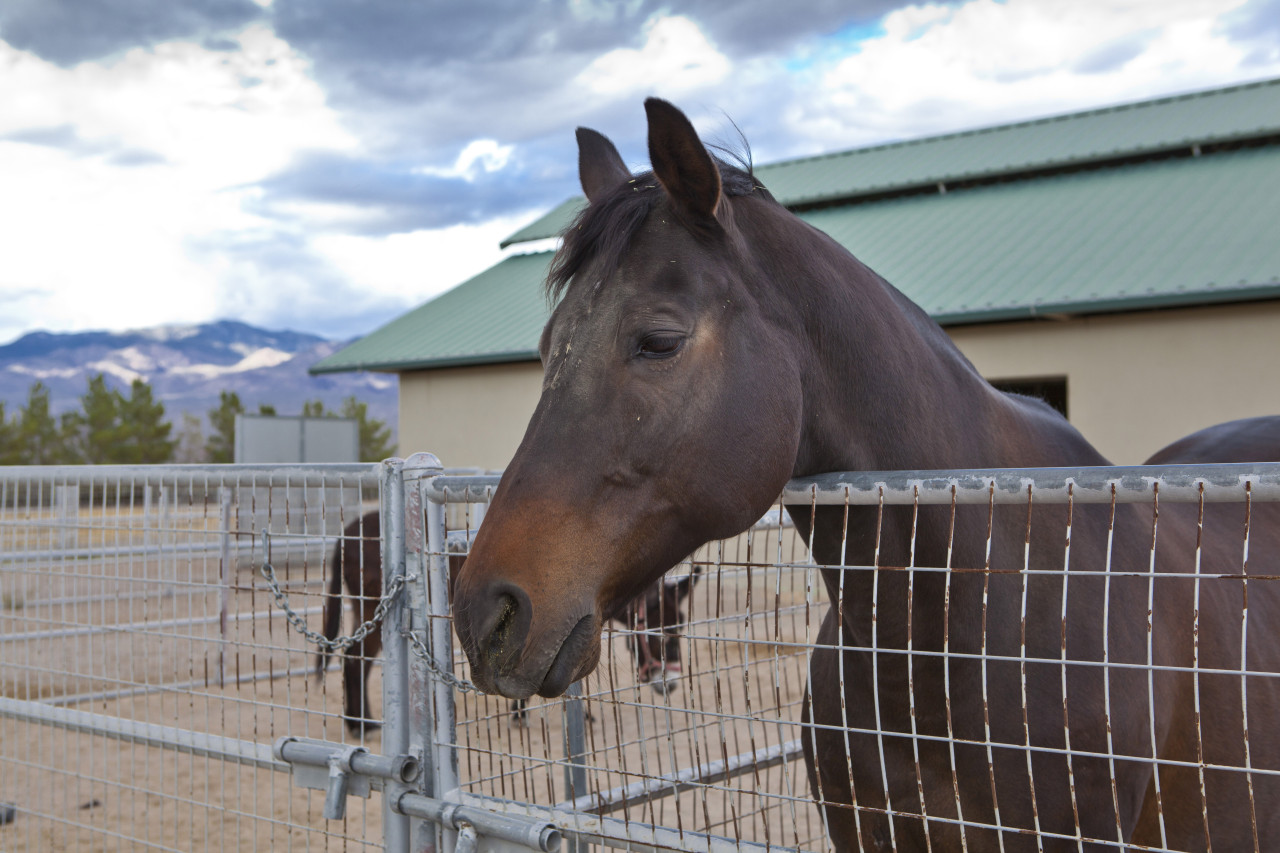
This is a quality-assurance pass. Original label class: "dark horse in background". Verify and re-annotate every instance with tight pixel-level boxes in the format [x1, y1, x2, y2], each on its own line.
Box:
[319, 511, 700, 734]
[1145, 415, 1280, 465]
[449, 98, 1280, 851]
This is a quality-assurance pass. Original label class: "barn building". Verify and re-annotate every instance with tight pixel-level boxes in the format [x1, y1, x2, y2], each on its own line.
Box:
[312, 78, 1280, 469]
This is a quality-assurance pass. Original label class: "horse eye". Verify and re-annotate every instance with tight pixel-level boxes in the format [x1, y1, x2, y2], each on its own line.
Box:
[637, 334, 684, 359]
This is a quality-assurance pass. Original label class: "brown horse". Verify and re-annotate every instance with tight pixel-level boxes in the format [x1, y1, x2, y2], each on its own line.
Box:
[1146, 416, 1280, 465]
[449, 98, 1280, 851]
[318, 511, 383, 734]
[319, 511, 700, 733]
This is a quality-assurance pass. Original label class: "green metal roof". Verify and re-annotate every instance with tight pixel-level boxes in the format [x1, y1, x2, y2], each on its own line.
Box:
[503, 77, 1280, 245]
[806, 144, 1280, 323]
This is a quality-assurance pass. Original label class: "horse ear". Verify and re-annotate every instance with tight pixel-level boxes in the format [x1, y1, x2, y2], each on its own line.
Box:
[577, 127, 630, 204]
[645, 97, 722, 223]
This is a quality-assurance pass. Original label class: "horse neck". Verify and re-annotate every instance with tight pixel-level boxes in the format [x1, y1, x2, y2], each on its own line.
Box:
[759, 220, 1105, 477]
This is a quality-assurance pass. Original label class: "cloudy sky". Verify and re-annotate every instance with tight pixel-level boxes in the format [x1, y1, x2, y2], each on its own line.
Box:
[1, 0, 1278, 346]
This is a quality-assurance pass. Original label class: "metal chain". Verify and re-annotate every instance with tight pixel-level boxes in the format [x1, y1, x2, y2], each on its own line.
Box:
[258, 530, 404, 654]
[258, 530, 483, 693]
[405, 628, 482, 694]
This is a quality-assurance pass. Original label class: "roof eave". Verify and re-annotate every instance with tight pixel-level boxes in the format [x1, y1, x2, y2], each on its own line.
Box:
[310, 349, 541, 375]
[934, 283, 1280, 327]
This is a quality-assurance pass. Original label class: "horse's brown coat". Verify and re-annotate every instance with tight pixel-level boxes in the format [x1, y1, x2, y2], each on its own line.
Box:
[451, 99, 1280, 851]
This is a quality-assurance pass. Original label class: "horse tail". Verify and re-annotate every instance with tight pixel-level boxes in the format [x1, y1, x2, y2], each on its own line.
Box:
[317, 530, 346, 679]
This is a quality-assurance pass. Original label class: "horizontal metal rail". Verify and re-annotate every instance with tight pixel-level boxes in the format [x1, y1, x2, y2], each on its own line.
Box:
[0, 534, 330, 566]
[425, 463, 1280, 506]
[0, 462, 382, 487]
[0, 604, 324, 643]
[559, 738, 805, 815]
[47, 662, 329, 707]
[463, 793, 818, 853]
[0, 696, 283, 771]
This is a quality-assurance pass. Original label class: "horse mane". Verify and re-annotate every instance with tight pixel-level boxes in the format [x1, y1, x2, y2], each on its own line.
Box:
[546, 153, 768, 302]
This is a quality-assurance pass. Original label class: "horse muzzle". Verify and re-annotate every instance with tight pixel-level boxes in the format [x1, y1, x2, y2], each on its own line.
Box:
[454, 578, 602, 700]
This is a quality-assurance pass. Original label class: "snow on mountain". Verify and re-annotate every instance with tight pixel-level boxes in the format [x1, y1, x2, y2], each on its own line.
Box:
[0, 321, 396, 433]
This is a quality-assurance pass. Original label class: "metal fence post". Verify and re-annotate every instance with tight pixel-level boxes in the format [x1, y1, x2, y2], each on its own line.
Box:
[218, 488, 233, 688]
[420, 456, 459, 852]
[381, 457, 411, 853]
[563, 681, 590, 853]
[402, 452, 447, 852]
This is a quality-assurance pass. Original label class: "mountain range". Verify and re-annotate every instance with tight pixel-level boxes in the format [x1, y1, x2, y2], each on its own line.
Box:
[0, 320, 396, 433]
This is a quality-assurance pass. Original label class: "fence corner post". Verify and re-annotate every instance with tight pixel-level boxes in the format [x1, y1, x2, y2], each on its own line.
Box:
[397, 453, 451, 853]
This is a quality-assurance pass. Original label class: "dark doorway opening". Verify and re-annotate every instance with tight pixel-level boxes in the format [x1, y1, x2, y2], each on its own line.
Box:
[990, 376, 1068, 419]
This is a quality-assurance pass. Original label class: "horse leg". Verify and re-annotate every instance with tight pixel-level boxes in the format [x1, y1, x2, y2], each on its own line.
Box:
[343, 596, 383, 735]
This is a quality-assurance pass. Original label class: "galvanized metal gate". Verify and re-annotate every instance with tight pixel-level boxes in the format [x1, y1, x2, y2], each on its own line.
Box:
[3, 455, 1280, 852]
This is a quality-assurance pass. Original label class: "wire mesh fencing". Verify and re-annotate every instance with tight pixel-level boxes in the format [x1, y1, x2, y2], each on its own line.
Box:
[421, 463, 1280, 853]
[4, 458, 1280, 852]
[0, 463, 387, 852]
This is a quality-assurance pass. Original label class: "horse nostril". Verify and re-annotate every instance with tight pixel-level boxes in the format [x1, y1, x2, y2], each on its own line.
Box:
[487, 593, 518, 670]
[471, 583, 532, 677]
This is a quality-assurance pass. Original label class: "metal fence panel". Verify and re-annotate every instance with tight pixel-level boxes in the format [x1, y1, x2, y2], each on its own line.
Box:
[5, 460, 1279, 852]
[422, 463, 1280, 853]
[0, 463, 386, 851]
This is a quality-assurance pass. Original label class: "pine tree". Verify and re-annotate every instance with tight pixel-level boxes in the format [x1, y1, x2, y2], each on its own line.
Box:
[0, 402, 19, 465]
[301, 399, 330, 418]
[117, 379, 174, 463]
[206, 391, 243, 463]
[339, 396, 396, 462]
[77, 373, 123, 464]
[16, 383, 68, 464]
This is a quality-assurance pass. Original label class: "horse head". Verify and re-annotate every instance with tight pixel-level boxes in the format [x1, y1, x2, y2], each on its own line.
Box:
[452, 99, 803, 699]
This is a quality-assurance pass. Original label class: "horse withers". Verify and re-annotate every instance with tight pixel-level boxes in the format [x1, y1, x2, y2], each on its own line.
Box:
[450, 97, 1280, 851]
[319, 511, 700, 734]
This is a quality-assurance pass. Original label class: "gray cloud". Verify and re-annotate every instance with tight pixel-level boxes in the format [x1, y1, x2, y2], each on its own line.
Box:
[1219, 0, 1280, 67]
[190, 229, 413, 339]
[0, 0, 263, 66]
[1072, 31, 1155, 75]
[252, 150, 567, 236]
[3, 124, 166, 165]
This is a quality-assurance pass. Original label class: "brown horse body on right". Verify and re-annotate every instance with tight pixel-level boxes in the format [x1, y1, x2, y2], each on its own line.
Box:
[449, 98, 1280, 851]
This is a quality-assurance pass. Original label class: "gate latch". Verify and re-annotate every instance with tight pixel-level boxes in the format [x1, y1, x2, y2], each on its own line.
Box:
[274, 736, 420, 821]
[323, 745, 369, 820]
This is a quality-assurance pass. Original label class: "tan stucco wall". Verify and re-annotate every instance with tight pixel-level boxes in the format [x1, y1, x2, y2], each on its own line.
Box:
[398, 300, 1280, 470]
[398, 361, 544, 470]
[949, 300, 1280, 464]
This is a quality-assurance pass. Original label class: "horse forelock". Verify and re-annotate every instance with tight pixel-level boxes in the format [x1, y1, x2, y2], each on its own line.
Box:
[545, 158, 767, 303]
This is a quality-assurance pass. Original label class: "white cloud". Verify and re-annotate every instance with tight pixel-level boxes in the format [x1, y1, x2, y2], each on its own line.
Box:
[798, 0, 1271, 148]
[0, 25, 358, 342]
[416, 139, 515, 181]
[310, 213, 538, 305]
[575, 14, 731, 97]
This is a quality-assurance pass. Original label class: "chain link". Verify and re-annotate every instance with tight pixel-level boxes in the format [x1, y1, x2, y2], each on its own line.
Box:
[258, 530, 483, 693]
[258, 530, 404, 654]
[405, 627, 482, 693]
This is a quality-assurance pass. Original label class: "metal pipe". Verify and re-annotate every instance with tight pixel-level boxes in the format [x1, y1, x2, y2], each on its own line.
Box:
[272, 737, 421, 784]
[557, 738, 805, 816]
[380, 457, 411, 853]
[0, 604, 325, 644]
[0, 696, 281, 771]
[394, 793, 562, 852]
[424, 464, 1280, 507]
[0, 462, 381, 487]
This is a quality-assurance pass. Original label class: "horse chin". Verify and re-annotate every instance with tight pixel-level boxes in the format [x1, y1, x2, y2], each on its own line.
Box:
[536, 613, 601, 698]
